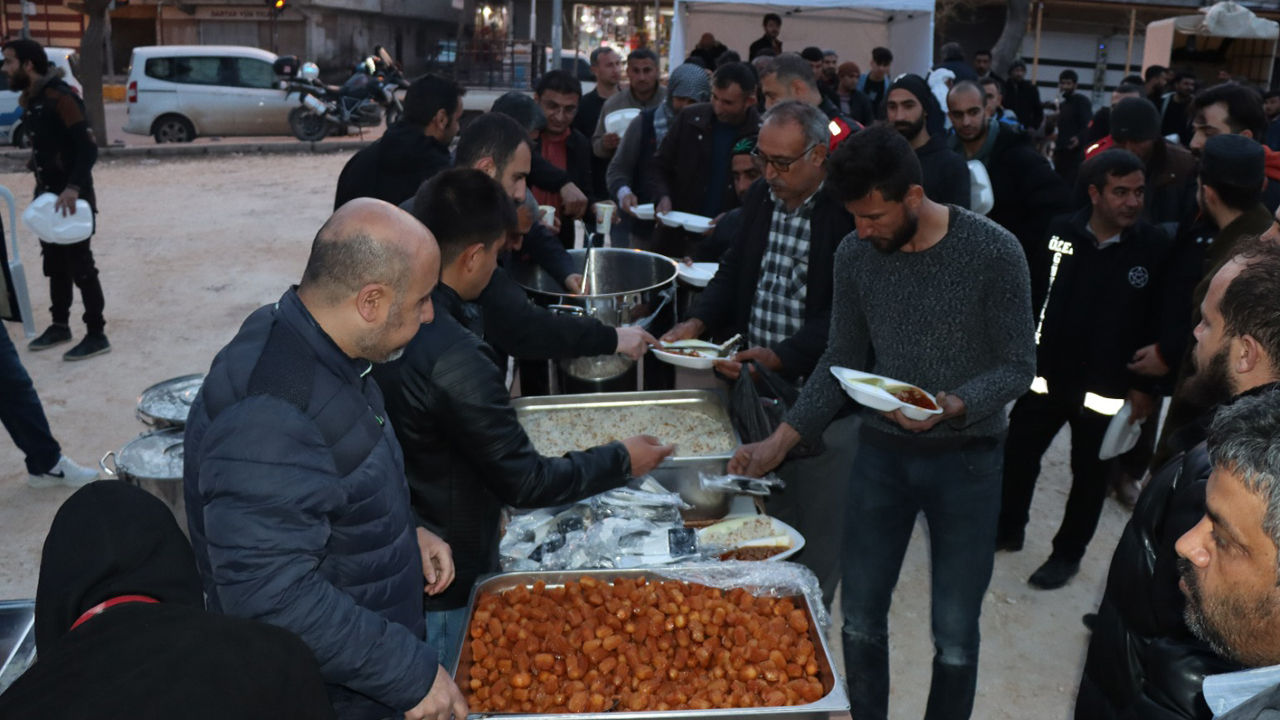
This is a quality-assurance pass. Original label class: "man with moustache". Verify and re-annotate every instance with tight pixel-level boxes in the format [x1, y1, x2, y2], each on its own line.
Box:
[661, 102, 857, 608]
[729, 125, 1035, 720]
[996, 150, 1171, 590]
[1077, 235, 1280, 720]
[592, 49, 665, 164]
[1174, 389, 1280, 720]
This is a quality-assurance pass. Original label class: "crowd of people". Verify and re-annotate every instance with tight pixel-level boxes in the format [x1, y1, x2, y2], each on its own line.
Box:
[5, 22, 1280, 720]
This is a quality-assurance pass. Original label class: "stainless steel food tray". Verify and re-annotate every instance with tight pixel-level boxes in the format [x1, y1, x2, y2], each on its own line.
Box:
[453, 567, 849, 720]
[0, 599, 36, 696]
[513, 391, 742, 520]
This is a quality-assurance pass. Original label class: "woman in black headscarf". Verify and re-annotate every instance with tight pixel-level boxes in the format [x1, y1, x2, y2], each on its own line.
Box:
[0, 481, 336, 720]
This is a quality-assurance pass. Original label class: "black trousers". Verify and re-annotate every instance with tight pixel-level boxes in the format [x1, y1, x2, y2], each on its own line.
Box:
[999, 390, 1113, 563]
[41, 238, 105, 335]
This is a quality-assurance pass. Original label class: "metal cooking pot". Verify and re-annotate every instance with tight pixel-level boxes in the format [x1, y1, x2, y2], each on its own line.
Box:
[102, 428, 186, 532]
[510, 249, 679, 389]
[136, 374, 203, 429]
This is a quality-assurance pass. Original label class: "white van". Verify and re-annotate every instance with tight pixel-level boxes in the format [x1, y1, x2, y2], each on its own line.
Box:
[0, 47, 84, 147]
[123, 45, 295, 143]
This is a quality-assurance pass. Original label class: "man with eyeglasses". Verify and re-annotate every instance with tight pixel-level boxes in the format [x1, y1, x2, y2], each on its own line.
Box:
[661, 101, 857, 608]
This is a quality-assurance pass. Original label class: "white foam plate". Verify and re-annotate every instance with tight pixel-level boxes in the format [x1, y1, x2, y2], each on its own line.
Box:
[604, 108, 641, 136]
[650, 345, 717, 370]
[829, 366, 944, 421]
[677, 262, 718, 288]
[698, 516, 805, 562]
[657, 211, 715, 233]
[631, 203, 655, 220]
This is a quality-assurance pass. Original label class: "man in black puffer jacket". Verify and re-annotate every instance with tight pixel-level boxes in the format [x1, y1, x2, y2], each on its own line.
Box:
[373, 169, 675, 672]
[1076, 237, 1280, 719]
[185, 199, 468, 720]
[334, 75, 464, 209]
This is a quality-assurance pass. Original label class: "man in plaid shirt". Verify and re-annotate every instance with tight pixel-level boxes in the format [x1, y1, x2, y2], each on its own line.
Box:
[662, 101, 857, 606]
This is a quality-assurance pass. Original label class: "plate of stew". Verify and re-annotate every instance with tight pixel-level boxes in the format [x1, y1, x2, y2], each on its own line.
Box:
[829, 367, 944, 421]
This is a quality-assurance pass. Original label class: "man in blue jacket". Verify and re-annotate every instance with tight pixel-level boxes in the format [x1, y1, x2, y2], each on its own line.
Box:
[183, 198, 468, 720]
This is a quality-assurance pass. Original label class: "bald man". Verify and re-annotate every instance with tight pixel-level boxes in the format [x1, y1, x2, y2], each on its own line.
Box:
[184, 199, 469, 720]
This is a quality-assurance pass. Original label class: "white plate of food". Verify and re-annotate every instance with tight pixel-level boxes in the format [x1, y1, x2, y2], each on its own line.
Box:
[650, 341, 719, 370]
[604, 108, 641, 136]
[657, 211, 715, 233]
[830, 366, 944, 421]
[677, 262, 718, 288]
[631, 203, 655, 221]
[698, 515, 804, 562]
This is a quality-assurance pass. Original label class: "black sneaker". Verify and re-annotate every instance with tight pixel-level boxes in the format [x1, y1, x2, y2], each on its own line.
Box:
[1029, 557, 1081, 590]
[28, 324, 71, 351]
[63, 333, 111, 361]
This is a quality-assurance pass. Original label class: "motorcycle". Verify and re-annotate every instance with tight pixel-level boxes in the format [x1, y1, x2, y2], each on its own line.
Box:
[280, 49, 408, 142]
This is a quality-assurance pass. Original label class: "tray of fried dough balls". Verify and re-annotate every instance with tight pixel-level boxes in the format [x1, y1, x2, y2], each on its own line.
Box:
[453, 568, 849, 719]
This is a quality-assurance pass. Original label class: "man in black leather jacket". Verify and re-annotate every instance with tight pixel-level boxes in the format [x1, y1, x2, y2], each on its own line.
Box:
[1076, 236, 1280, 719]
[373, 169, 675, 673]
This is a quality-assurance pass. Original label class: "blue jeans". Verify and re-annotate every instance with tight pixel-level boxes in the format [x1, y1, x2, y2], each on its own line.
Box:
[426, 606, 470, 674]
[841, 437, 1003, 720]
[0, 326, 60, 474]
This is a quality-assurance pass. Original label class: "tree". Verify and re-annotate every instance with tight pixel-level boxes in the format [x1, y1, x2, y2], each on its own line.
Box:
[991, 0, 1032, 77]
[75, 0, 110, 147]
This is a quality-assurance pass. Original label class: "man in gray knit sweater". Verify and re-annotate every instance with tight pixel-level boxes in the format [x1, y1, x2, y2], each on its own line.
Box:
[730, 125, 1035, 720]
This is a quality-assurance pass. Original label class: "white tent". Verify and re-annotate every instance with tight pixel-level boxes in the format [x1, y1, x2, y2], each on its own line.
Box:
[1142, 1, 1278, 86]
[669, 0, 935, 78]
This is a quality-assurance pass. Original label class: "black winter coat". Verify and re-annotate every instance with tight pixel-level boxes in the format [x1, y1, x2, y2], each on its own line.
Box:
[372, 285, 631, 611]
[954, 124, 1071, 309]
[688, 180, 855, 380]
[1075, 395, 1266, 720]
[916, 134, 970, 209]
[333, 122, 450, 209]
[184, 289, 435, 720]
[26, 73, 97, 210]
[1036, 210, 1171, 399]
[651, 103, 761, 252]
[480, 265, 617, 361]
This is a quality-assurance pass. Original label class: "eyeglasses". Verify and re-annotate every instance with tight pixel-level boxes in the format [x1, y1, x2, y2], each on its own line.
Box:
[751, 142, 818, 172]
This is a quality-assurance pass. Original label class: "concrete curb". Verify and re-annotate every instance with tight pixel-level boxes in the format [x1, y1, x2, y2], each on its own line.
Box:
[0, 139, 373, 162]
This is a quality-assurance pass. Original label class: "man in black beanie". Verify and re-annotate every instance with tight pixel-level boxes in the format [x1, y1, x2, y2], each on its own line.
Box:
[885, 73, 970, 208]
[1108, 97, 1197, 229]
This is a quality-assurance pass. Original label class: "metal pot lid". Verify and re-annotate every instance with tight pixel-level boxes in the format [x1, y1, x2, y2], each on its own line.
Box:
[117, 428, 185, 480]
[137, 374, 204, 424]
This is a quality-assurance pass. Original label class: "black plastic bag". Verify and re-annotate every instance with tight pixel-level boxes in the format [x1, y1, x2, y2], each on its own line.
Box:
[728, 360, 825, 459]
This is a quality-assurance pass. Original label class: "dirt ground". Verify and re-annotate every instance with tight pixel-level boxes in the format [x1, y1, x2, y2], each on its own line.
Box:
[0, 152, 1132, 718]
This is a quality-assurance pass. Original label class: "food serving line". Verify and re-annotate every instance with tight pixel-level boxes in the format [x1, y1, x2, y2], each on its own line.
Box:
[0, 244, 945, 715]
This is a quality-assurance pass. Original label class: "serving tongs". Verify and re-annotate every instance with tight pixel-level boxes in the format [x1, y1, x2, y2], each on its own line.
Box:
[661, 333, 743, 359]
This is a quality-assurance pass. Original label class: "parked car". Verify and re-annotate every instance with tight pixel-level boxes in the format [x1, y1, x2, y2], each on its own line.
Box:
[123, 45, 296, 143]
[0, 47, 83, 148]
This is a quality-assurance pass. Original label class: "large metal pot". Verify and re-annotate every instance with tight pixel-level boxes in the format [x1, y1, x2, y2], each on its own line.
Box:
[511, 248, 679, 393]
[102, 428, 186, 532]
[136, 374, 203, 429]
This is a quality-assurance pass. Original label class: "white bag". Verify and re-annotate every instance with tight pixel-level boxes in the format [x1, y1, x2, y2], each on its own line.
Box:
[1099, 401, 1144, 460]
[22, 192, 93, 245]
[967, 160, 995, 216]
